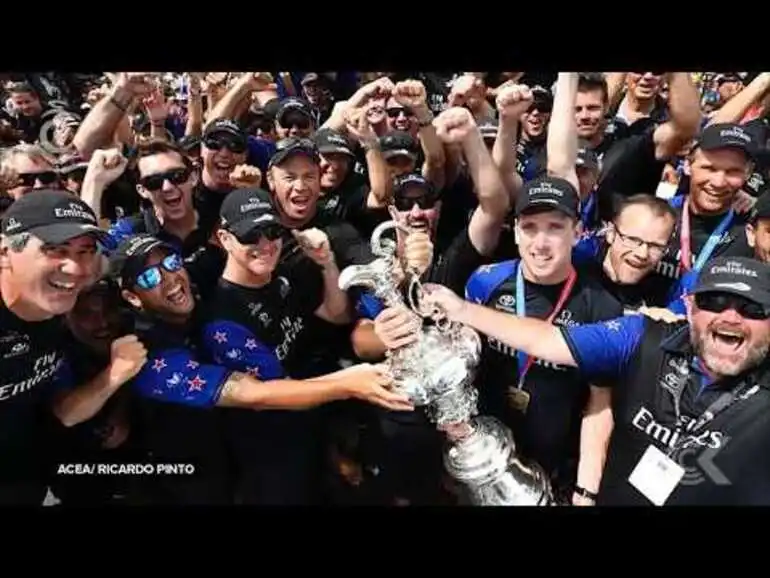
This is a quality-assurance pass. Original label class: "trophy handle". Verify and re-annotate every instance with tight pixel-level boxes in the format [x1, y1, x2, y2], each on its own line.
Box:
[407, 276, 452, 332]
[371, 219, 412, 258]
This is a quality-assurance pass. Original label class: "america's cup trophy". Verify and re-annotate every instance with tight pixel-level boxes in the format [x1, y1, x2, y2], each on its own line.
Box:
[338, 220, 554, 506]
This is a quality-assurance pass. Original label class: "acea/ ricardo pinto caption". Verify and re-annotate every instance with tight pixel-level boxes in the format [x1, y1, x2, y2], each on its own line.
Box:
[56, 463, 196, 476]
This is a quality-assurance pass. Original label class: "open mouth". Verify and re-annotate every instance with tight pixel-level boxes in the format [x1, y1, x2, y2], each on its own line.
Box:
[165, 282, 188, 306]
[289, 195, 312, 213]
[529, 254, 553, 266]
[162, 191, 184, 209]
[213, 159, 235, 180]
[48, 278, 76, 294]
[709, 327, 746, 352]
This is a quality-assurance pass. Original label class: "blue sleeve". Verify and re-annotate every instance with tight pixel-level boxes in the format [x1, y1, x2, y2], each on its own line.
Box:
[133, 348, 230, 408]
[107, 218, 137, 251]
[464, 260, 518, 305]
[247, 136, 276, 173]
[572, 234, 601, 265]
[356, 292, 385, 320]
[561, 314, 646, 380]
[201, 320, 284, 380]
[667, 298, 687, 316]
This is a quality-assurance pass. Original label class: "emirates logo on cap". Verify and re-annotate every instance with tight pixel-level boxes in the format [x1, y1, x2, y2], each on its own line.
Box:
[720, 126, 750, 142]
[5, 217, 21, 231]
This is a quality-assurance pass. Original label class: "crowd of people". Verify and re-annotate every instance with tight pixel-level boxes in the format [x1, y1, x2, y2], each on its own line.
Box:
[1, 70, 770, 507]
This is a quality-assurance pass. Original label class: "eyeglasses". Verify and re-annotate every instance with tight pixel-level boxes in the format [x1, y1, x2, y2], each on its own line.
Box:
[387, 107, 413, 118]
[139, 167, 192, 191]
[612, 226, 668, 257]
[234, 224, 285, 245]
[279, 116, 311, 130]
[393, 191, 439, 212]
[135, 253, 184, 291]
[695, 292, 770, 320]
[203, 135, 247, 154]
[17, 171, 58, 186]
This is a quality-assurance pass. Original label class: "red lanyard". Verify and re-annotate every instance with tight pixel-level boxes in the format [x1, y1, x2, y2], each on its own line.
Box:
[679, 201, 693, 272]
[516, 265, 578, 384]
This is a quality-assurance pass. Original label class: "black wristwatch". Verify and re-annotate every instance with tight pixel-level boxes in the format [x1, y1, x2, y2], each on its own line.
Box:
[573, 485, 598, 501]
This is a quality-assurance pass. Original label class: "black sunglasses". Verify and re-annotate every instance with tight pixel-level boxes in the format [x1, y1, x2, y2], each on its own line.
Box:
[695, 292, 770, 320]
[234, 224, 285, 245]
[139, 167, 192, 191]
[203, 135, 247, 154]
[393, 191, 439, 212]
[387, 107, 413, 118]
[17, 171, 58, 186]
[279, 116, 311, 130]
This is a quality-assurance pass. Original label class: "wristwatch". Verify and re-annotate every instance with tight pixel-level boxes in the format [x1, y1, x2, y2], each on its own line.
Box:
[573, 485, 598, 501]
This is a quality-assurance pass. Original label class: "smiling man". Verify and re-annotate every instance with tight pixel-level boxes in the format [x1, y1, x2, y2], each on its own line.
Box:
[0, 189, 108, 504]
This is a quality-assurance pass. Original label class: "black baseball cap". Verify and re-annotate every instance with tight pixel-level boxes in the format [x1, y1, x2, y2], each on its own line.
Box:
[203, 119, 247, 143]
[219, 187, 283, 243]
[268, 137, 320, 168]
[716, 73, 742, 85]
[695, 123, 755, 159]
[515, 176, 580, 219]
[108, 234, 175, 288]
[379, 131, 418, 160]
[479, 118, 499, 141]
[276, 97, 315, 126]
[1, 189, 110, 246]
[692, 256, 770, 308]
[313, 128, 355, 158]
[394, 172, 434, 196]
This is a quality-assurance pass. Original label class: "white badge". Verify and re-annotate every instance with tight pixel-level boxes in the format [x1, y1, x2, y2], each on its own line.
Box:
[628, 445, 685, 506]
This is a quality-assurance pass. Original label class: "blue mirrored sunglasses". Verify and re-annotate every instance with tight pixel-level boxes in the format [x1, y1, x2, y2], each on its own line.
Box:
[135, 253, 184, 291]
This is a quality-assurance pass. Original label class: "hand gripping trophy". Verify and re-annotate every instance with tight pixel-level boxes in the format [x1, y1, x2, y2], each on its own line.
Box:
[339, 220, 554, 506]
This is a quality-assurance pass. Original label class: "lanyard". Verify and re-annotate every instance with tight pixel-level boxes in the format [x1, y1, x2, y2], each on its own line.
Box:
[665, 365, 757, 457]
[679, 202, 734, 273]
[515, 264, 577, 386]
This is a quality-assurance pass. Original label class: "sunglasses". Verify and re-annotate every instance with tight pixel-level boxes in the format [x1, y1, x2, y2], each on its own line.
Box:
[17, 171, 58, 186]
[139, 167, 192, 191]
[279, 116, 311, 131]
[387, 107, 413, 118]
[695, 292, 770, 320]
[393, 192, 439, 212]
[203, 135, 247, 154]
[135, 253, 184, 291]
[234, 224, 285, 245]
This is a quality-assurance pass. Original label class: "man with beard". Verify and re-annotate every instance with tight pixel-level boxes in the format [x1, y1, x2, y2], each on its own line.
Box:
[424, 256, 770, 505]
[515, 87, 552, 181]
[199, 188, 411, 504]
[107, 233, 409, 504]
[659, 123, 756, 312]
[0, 190, 110, 504]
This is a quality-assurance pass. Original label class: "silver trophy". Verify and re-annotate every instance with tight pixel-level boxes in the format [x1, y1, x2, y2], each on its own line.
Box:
[339, 220, 555, 506]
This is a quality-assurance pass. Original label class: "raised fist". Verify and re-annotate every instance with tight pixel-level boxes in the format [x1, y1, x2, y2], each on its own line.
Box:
[108, 335, 148, 387]
[229, 164, 262, 189]
[496, 84, 533, 121]
[433, 107, 477, 144]
[403, 229, 434, 276]
[114, 73, 157, 97]
[362, 76, 395, 102]
[87, 148, 128, 186]
[393, 80, 428, 110]
[448, 74, 485, 107]
[292, 228, 334, 268]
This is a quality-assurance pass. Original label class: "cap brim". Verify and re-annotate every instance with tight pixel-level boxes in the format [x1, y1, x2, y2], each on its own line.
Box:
[229, 215, 282, 242]
[700, 140, 755, 159]
[516, 201, 577, 219]
[317, 145, 355, 157]
[691, 283, 770, 308]
[32, 223, 112, 248]
[204, 127, 246, 141]
[269, 148, 319, 168]
[382, 149, 418, 161]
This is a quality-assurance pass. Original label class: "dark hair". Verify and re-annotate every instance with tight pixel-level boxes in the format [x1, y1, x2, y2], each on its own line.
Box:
[4, 81, 37, 97]
[615, 193, 677, 222]
[577, 73, 608, 104]
[134, 139, 191, 172]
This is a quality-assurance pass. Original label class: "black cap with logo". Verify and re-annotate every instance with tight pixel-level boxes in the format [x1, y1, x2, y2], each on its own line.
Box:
[696, 122, 755, 159]
[268, 137, 320, 169]
[692, 256, 770, 308]
[203, 119, 247, 143]
[219, 187, 283, 243]
[108, 234, 175, 287]
[313, 128, 355, 158]
[515, 176, 580, 219]
[379, 131, 419, 160]
[276, 97, 315, 126]
[394, 172, 434, 196]
[751, 189, 770, 222]
[1, 189, 110, 246]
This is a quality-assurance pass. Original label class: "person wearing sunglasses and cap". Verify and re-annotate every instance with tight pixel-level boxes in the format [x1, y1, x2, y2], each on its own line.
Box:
[0, 189, 114, 504]
[422, 255, 770, 505]
[106, 227, 410, 504]
[0, 143, 60, 201]
[198, 188, 411, 504]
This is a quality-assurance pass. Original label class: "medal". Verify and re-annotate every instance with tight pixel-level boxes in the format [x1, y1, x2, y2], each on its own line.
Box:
[508, 387, 531, 414]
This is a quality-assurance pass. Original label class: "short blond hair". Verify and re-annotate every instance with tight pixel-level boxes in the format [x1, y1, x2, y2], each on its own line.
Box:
[0, 143, 56, 172]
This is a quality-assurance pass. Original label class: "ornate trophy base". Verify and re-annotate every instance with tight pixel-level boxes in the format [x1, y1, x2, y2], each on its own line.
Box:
[443, 416, 554, 506]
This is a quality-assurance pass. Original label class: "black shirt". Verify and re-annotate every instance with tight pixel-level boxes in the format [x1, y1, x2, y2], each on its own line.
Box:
[465, 259, 624, 488]
[317, 171, 388, 240]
